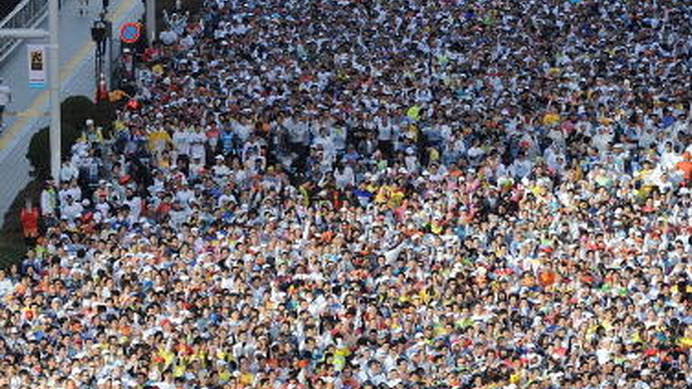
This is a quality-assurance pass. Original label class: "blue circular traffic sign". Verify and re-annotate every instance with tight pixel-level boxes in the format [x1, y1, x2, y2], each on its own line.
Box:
[120, 22, 141, 44]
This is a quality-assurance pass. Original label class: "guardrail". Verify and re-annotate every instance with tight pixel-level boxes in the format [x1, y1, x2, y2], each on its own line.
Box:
[0, 0, 49, 64]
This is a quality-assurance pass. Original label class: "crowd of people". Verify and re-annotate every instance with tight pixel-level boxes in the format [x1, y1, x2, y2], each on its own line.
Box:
[2, 0, 691, 387]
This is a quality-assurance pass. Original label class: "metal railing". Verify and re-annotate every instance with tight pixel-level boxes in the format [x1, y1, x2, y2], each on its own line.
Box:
[0, 0, 49, 64]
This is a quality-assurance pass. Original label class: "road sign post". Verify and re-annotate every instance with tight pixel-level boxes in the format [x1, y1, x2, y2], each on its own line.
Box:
[145, 0, 156, 46]
[49, 0, 61, 180]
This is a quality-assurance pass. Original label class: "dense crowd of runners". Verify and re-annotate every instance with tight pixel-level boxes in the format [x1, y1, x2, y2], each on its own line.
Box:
[1, 0, 691, 388]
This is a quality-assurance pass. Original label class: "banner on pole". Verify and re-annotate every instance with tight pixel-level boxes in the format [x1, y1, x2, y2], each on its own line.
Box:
[27, 44, 47, 89]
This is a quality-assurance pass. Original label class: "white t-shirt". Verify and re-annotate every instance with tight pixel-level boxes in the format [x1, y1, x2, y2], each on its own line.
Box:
[125, 197, 142, 220]
[61, 202, 84, 221]
[60, 163, 79, 182]
[289, 121, 310, 145]
[172, 131, 191, 155]
[231, 120, 251, 142]
[660, 150, 681, 171]
[189, 132, 207, 161]
[176, 189, 195, 207]
[0, 277, 14, 297]
[212, 163, 231, 178]
[0, 85, 10, 105]
[376, 118, 393, 141]
[95, 201, 111, 217]
[67, 186, 82, 202]
[334, 166, 355, 189]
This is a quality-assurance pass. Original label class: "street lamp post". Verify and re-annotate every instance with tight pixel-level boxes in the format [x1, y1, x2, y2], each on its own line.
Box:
[48, 0, 61, 181]
[145, 0, 156, 45]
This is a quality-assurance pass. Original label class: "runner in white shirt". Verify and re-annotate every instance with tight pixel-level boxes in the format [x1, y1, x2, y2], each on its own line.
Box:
[59, 160, 79, 183]
[172, 128, 191, 156]
[0, 78, 11, 129]
[189, 127, 207, 162]
[60, 196, 84, 222]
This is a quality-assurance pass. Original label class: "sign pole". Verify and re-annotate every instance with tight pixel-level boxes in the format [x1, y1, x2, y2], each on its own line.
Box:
[145, 0, 156, 46]
[49, 0, 61, 180]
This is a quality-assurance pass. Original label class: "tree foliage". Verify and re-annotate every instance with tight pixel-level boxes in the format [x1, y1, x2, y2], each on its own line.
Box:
[25, 96, 99, 179]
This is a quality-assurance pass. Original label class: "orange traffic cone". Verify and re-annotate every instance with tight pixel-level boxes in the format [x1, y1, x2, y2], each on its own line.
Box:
[96, 73, 109, 103]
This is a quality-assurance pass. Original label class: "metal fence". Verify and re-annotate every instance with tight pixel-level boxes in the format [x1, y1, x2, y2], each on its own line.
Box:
[0, 0, 49, 64]
[0, 0, 23, 20]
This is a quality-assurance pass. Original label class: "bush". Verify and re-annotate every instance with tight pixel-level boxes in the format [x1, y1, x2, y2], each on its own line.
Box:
[26, 123, 79, 179]
[94, 100, 117, 139]
[0, 178, 43, 269]
[61, 95, 96, 129]
[25, 95, 97, 179]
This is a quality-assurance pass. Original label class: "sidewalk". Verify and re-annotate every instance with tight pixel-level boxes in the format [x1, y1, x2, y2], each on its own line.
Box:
[0, 0, 143, 225]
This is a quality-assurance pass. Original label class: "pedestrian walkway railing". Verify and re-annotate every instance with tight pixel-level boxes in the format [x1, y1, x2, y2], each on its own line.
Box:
[0, 0, 49, 64]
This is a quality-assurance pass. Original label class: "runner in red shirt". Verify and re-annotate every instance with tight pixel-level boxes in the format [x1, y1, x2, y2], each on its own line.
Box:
[19, 199, 39, 247]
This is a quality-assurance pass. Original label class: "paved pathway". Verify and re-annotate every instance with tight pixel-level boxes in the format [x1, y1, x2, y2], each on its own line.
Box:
[0, 0, 143, 225]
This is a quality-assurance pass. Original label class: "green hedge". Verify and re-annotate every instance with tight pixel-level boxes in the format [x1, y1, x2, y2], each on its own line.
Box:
[26, 124, 79, 179]
[61, 95, 96, 129]
[25, 95, 113, 179]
